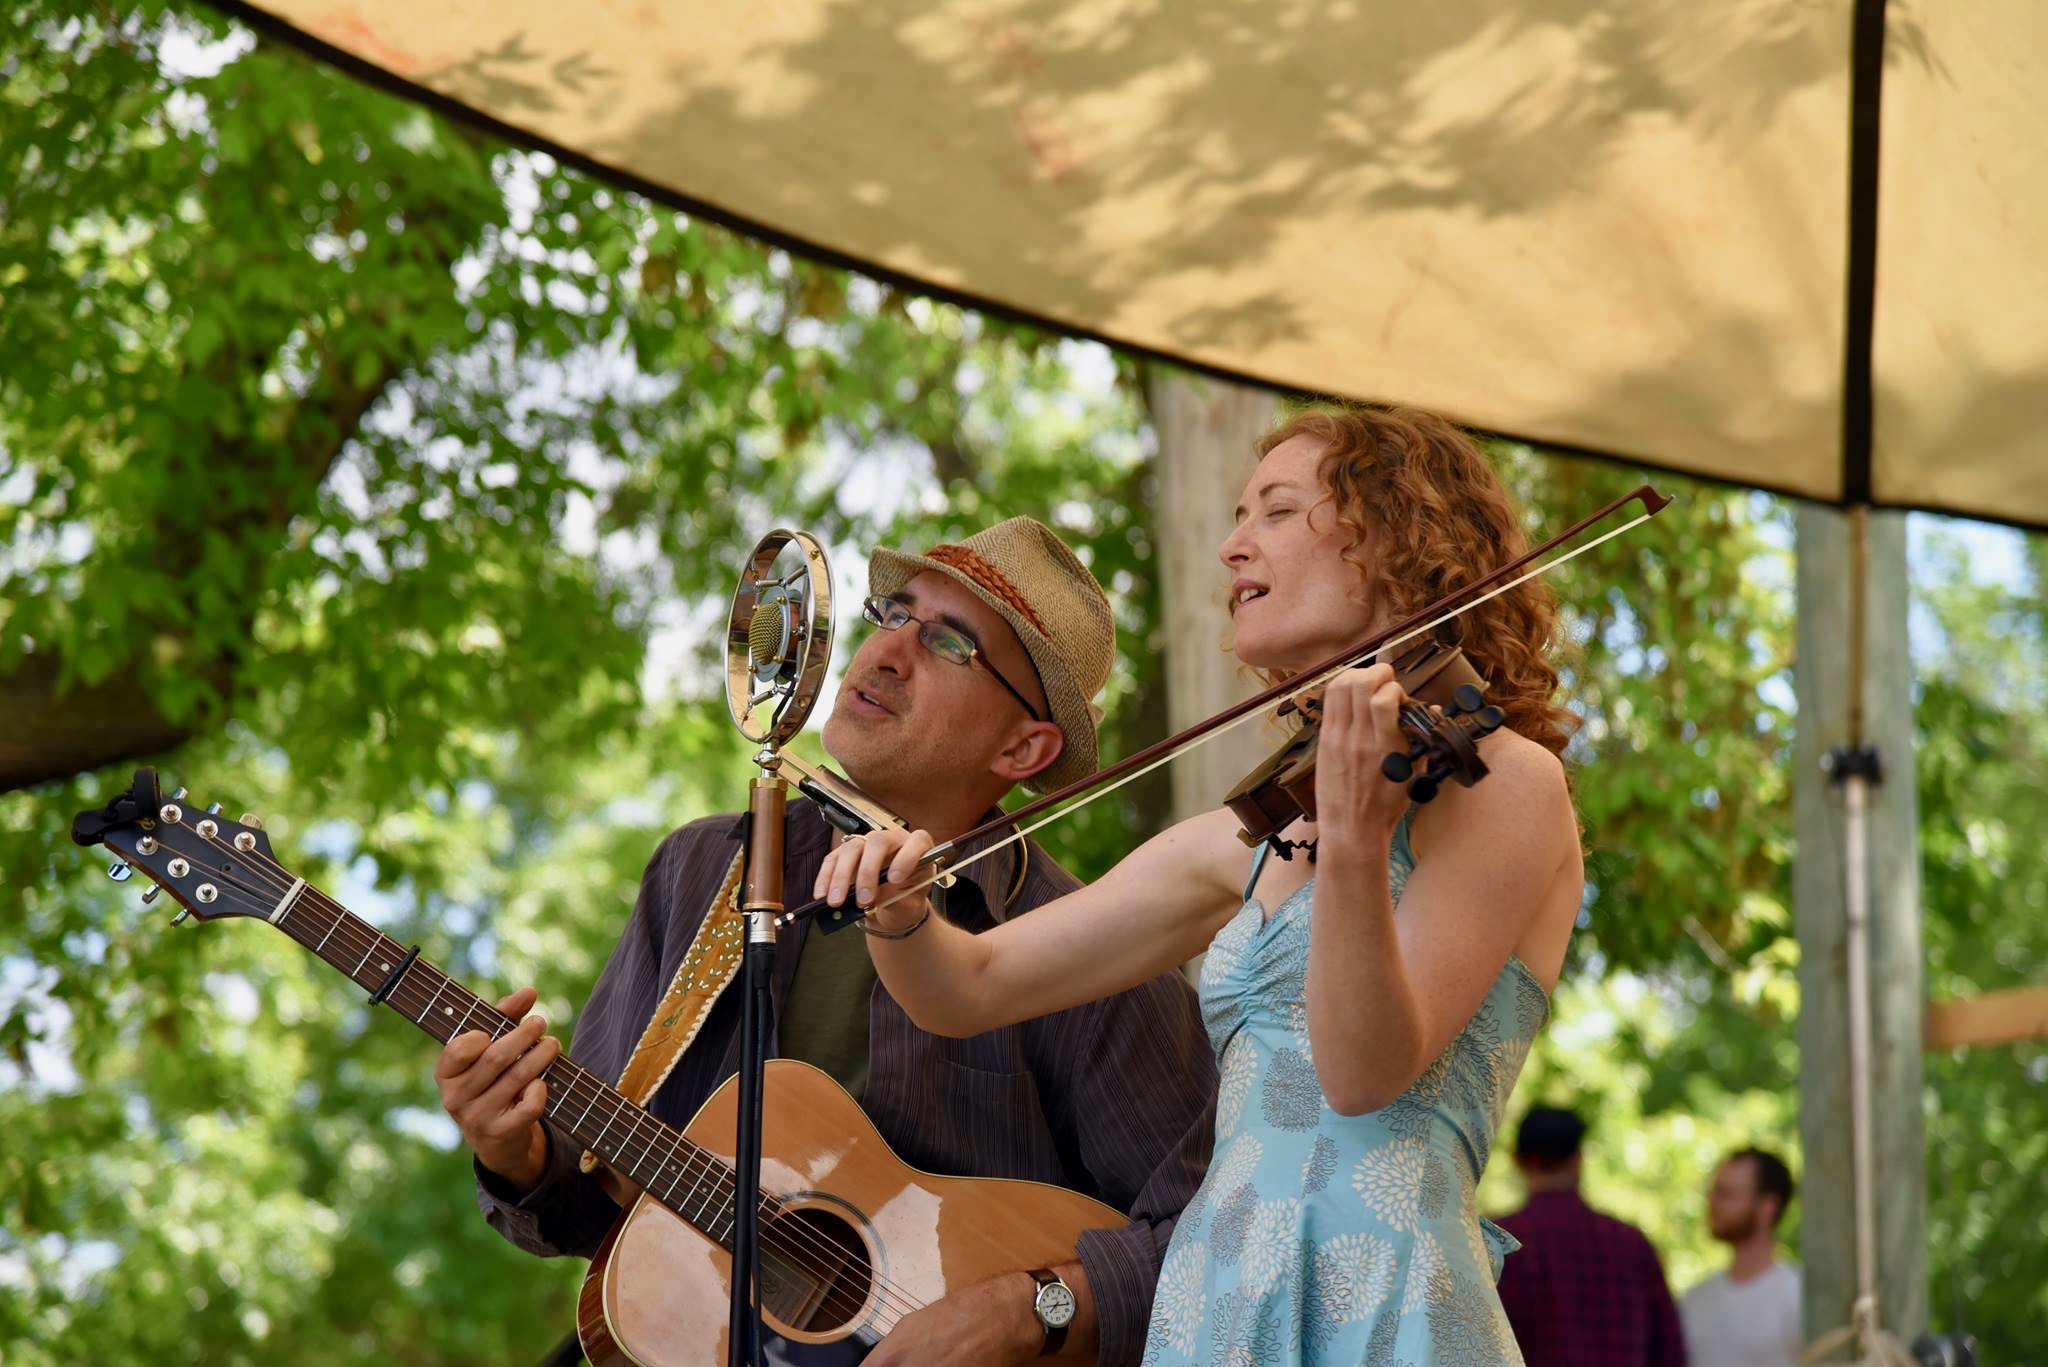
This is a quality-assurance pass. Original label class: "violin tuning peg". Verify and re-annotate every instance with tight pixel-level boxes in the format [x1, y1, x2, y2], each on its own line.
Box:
[1409, 774, 1442, 805]
[1450, 683, 1485, 716]
[1474, 705, 1505, 733]
[1380, 752, 1415, 783]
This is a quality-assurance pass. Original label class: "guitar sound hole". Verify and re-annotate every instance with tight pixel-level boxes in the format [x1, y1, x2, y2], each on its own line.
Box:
[758, 1205, 873, 1334]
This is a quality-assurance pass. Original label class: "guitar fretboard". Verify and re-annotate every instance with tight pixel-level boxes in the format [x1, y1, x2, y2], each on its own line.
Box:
[268, 878, 755, 1245]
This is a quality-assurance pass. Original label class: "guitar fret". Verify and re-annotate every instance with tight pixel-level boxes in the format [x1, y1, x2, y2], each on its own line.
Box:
[569, 1082, 601, 1134]
[418, 976, 448, 1032]
[312, 912, 341, 955]
[695, 1172, 721, 1231]
[589, 1100, 618, 1149]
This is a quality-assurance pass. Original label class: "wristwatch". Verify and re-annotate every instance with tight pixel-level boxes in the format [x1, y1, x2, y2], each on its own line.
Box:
[1027, 1267, 1076, 1356]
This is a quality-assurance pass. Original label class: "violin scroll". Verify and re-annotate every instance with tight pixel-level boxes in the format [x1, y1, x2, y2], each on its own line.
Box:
[1378, 678, 1506, 805]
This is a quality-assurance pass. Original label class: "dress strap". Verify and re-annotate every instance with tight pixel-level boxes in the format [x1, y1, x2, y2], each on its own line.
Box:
[1241, 840, 1274, 906]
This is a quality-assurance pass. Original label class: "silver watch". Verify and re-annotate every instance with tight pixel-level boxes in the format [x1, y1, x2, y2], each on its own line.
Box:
[1028, 1267, 1075, 1355]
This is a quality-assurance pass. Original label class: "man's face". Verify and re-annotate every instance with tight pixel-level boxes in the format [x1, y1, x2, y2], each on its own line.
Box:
[1707, 1156, 1768, 1242]
[821, 570, 1054, 803]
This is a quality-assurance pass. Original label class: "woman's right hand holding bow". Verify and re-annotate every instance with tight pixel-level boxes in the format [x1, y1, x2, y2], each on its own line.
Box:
[814, 826, 938, 934]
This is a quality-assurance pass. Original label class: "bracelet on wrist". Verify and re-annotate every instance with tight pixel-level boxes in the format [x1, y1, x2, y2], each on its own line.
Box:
[859, 902, 932, 940]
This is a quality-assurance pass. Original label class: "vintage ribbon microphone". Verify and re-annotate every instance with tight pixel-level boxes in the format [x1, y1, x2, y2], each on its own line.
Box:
[718, 531, 920, 1365]
[721, 529, 833, 1367]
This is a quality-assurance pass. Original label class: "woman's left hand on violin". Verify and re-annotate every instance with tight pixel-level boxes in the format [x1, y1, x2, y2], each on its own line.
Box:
[1314, 662, 1413, 845]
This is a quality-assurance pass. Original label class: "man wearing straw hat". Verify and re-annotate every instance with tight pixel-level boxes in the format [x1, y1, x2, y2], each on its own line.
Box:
[436, 516, 1218, 1366]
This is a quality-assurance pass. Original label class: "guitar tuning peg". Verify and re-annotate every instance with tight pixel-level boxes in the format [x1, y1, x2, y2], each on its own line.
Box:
[141, 885, 161, 904]
[240, 814, 263, 831]
[171, 787, 188, 801]
[206, 802, 223, 816]
[107, 860, 133, 882]
[170, 907, 193, 926]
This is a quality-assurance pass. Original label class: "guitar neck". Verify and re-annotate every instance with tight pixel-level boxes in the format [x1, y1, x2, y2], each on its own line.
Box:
[266, 879, 750, 1244]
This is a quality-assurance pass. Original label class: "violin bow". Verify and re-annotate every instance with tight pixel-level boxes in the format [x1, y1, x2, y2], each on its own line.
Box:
[780, 482, 1670, 929]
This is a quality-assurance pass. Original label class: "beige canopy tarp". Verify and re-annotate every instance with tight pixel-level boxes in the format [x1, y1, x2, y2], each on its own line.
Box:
[224, 0, 2048, 528]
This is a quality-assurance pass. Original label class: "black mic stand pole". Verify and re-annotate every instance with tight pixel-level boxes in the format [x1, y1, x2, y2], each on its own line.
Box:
[729, 770, 789, 1367]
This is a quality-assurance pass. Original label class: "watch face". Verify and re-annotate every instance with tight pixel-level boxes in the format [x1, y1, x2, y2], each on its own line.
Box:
[1036, 1282, 1077, 1328]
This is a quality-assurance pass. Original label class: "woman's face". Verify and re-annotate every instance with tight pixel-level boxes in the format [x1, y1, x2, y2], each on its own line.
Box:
[1218, 435, 1380, 674]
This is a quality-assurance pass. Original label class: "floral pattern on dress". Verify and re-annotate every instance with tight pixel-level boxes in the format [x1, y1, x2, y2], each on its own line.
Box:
[1300, 1135, 1338, 1196]
[1261, 1047, 1323, 1132]
[1353, 1136, 1428, 1233]
[1241, 1197, 1303, 1294]
[1146, 1239, 1208, 1360]
[1211, 1183, 1258, 1265]
[1141, 814, 1543, 1366]
[1216, 1035, 1257, 1134]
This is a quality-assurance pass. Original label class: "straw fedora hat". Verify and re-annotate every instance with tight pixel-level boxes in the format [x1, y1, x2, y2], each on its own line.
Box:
[868, 517, 1114, 793]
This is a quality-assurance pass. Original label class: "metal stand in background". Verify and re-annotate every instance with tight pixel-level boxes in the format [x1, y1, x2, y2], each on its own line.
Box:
[1825, 742, 1885, 1360]
[727, 776, 789, 1367]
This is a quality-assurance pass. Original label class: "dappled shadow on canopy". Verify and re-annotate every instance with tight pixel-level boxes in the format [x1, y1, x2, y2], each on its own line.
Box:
[228, 0, 2043, 527]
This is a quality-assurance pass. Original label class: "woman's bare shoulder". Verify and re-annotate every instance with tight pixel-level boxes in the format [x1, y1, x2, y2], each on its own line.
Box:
[1409, 727, 1575, 856]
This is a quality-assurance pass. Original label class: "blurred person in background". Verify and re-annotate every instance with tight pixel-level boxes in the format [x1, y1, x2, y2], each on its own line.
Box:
[1494, 1104, 1687, 1365]
[1681, 1147, 1803, 1367]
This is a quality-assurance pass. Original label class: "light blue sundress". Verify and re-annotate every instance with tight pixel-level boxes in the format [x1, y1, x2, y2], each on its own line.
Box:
[1141, 816, 1550, 1365]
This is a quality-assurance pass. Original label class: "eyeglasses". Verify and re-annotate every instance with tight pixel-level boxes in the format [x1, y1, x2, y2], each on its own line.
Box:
[860, 595, 1044, 722]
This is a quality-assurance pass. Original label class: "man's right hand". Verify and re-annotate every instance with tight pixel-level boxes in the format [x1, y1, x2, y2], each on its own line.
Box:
[436, 986, 561, 1191]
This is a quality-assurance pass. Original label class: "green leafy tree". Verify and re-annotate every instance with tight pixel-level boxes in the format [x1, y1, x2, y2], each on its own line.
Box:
[5, 3, 2042, 1363]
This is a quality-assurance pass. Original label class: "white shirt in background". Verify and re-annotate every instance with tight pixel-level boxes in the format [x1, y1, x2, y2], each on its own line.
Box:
[1680, 1261, 1804, 1367]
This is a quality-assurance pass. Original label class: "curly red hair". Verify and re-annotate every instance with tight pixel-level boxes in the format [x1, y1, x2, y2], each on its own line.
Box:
[1255, 405, 1576, 759]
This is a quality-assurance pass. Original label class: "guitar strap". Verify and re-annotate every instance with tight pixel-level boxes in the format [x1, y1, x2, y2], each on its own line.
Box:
[578, 847, 748, 1174]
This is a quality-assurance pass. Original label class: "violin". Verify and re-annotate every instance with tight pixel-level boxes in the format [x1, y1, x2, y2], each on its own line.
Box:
[1221, 639, 1506, 851]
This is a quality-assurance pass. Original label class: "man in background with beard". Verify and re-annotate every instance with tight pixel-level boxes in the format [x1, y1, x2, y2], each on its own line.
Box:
[1680, 1148, 1803, 1367]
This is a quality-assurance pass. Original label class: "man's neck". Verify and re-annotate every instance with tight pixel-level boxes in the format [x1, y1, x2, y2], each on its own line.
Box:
[1726, 1235, 1778, 1283]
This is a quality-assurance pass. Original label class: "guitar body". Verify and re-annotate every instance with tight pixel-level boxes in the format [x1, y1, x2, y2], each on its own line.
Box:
[578, 1059, 1127, 1366]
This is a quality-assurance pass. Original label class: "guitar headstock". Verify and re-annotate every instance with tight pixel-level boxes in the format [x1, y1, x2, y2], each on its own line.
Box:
[72, 768, 287, 925]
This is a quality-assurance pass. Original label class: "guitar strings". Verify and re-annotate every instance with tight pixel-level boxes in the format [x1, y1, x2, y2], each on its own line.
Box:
[181, 838, 931, 1331]
[175, 825, 932, 1330]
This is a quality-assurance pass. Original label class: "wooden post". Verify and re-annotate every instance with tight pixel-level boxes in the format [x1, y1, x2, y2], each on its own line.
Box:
[1792, 505, 1927, 1347]
[1146, 369, 1278, 979]
[1145, 368, 1281, 825]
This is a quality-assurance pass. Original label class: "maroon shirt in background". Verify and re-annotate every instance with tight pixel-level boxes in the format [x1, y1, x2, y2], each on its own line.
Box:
[474, 800, 1218, 1367]
[1496, 1189, 1689, 1366]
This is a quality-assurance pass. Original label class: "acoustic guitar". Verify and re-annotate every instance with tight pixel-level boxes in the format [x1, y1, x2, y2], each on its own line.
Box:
[75, 769, 1127, 1365]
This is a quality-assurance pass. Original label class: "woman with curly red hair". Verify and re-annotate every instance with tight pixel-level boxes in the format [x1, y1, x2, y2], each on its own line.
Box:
[824, 405, 1582, 1364]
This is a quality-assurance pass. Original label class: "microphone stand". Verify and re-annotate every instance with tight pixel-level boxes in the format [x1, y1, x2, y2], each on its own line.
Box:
[728, 770, 789, 1367]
